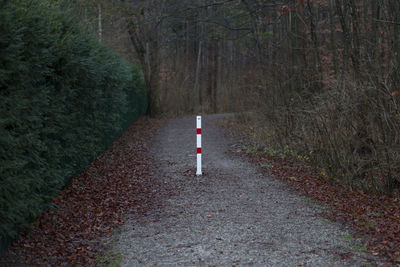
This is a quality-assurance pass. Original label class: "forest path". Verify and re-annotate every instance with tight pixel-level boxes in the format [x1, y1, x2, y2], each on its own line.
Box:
[114, 114, 371, 266]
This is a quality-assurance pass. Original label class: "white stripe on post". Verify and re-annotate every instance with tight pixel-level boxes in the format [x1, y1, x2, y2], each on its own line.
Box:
[196, 116, 202, 176]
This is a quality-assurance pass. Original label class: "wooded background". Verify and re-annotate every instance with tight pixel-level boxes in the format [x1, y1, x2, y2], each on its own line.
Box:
[78, 0, 400, 195]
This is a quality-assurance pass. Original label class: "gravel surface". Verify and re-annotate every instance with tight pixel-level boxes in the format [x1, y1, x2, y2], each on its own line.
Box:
[113, 114, 378, 266]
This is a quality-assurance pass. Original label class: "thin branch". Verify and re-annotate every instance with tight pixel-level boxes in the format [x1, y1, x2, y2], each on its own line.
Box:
[373, 19, 400, 25]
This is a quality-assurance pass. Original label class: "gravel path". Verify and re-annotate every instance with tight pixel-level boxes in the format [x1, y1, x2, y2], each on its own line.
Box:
[114, 114, 376, 266]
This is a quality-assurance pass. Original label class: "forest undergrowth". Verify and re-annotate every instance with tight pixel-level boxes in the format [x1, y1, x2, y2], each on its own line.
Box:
[259, 77, 400, 195]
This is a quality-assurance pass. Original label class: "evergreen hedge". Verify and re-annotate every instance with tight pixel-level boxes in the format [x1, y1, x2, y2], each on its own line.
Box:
[0, 0, 147, 251]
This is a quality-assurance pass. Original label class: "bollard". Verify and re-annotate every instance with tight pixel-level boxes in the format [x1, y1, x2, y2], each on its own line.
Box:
[196, 116, 202, 176]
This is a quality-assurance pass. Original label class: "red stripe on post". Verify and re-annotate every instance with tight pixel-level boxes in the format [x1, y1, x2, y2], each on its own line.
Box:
[197, 128, 201, 134]
[197, 148, 202, 154]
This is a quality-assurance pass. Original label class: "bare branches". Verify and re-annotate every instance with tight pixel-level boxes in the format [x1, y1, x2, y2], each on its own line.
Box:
[373, 18, 400, 25]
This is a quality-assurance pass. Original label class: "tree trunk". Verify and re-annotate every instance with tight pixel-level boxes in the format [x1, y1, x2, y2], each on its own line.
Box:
[98, 3, 102, 41]
[194, 40, 202, 108]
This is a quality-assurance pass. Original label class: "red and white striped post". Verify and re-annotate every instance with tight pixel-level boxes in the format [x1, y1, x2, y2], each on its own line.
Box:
[196, 116, 202, 176]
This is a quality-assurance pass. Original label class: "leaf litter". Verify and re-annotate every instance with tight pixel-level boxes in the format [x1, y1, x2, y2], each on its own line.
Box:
[222, 118, 400, 265]
[2, 118, 165, 266]
[3, 116, 399, 266]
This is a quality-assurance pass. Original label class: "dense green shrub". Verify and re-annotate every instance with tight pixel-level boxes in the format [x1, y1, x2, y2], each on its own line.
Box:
[0, 0, 146, 249]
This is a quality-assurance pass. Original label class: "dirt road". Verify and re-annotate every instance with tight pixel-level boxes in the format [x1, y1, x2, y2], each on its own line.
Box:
[113, 114, 377, 266]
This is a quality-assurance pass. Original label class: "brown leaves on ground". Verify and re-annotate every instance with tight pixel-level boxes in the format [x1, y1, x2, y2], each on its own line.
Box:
[262, 157, 400, 264]
[2, 118, 164, 266]
[224, 121, 400, 265]
[233, 152, 400, 264]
